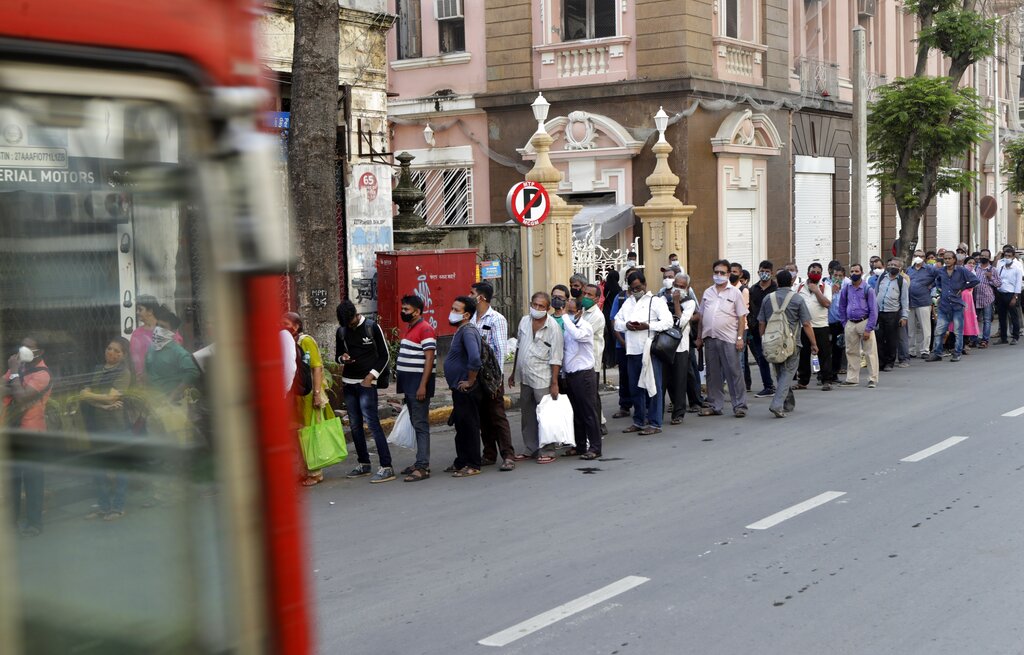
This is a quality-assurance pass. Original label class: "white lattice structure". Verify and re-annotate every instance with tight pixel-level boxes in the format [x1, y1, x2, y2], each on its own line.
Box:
[571, 227, 641, 282]
[410, 167, 474, 226]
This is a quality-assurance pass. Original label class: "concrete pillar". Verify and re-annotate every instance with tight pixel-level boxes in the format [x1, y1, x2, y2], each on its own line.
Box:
[634, 116, 697, 275]
[852, 26, 867, 261]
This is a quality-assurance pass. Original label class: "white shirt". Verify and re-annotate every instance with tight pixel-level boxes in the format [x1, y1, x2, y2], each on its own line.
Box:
[581, 304, 606, 372]
[613, 292, 674, 355]
[669, 290, 697, 352]
[997, 261, 1023, 294]
[561, 315, 595, 373]
[796, 281, 833, 328]
[280, 330, 296, 395]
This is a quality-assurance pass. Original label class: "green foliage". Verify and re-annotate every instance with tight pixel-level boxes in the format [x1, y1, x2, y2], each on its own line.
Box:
[902, 0, 961, 16]
[1003, 136, 1024, 196]
[917, 9, 996, 62]
[867, 77, 990, 210]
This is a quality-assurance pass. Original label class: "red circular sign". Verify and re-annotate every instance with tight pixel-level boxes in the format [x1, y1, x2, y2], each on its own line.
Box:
[506, 181, 551, 227]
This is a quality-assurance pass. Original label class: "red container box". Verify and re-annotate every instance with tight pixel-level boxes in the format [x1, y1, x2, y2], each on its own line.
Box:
[375, 248, 478, 337]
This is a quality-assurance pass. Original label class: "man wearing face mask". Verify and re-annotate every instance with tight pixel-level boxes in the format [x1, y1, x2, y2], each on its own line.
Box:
[561, 298, 602, 457]
[510, 292, 563, 463]
[665, 273, 698, 425]
[747, 260, 777, 398]
[926, 251, 979, 362]
[795, 262, 833, 389]
[867, 256, 885, 290]
[826, 265, 847, 383]
[695, 259, 749, 417]
[619, 252, 639, 283]
[569, 274, 589, 302]
[995, 246, 1023, 345]
[550, 285, 570, 329]
[396, 295, 436, 481]
[3, 338, 52, 537]
[580, 283, 607, 435]
[874, 258, 910, 371]
[973, 255, 1001, 348]
[837, 264, 879, 388]
[613, 272, 674, 434]
[907, 249, 936, 357]
[443, 296, 484, 477]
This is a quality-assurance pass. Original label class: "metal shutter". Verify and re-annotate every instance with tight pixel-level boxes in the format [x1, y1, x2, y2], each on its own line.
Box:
[865, 176, 882, 260]
[935, 191, 960, 251]
[794, 173, 833, 271]
[725, 209, 755, 270]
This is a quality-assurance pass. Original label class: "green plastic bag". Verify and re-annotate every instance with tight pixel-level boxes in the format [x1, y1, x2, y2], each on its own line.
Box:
[299, 406, 347, 471]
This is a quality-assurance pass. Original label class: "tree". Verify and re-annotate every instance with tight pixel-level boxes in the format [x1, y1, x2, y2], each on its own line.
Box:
[867, 0, 997, 263]
[288, 0, 341, 347]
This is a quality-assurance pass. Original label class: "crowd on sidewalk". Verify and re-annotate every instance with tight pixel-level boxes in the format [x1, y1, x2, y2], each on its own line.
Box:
[282, 243, 1024, 485]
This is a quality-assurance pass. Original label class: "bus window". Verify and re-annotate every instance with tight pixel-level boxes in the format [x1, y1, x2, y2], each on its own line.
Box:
[1, 87, 237, 653]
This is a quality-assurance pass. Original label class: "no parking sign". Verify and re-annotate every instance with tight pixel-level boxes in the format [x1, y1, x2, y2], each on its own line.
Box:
[506, 181, 551, 227]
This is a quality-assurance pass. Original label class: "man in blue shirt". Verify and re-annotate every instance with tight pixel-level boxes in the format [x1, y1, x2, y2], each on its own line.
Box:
[926, 251, 979, 362]
[875, 258, 910, 372]
[906, 249, 936, 357]
[443, 296, 483, 476]
[837, 263, 879, 388]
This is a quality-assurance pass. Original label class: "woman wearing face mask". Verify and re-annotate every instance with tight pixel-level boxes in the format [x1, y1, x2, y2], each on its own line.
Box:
[954, 258, 979, 351]
[80, 337, 134, 520]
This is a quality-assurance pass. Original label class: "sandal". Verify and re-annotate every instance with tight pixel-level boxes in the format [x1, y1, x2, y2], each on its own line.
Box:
[670, 417, 683, 425]
[699, 408, 722, 417]
[451, 467, 480, 478]
[404, 468, 430, 482]
[622, 425, 642, 433]
[612, 409, 631, 419]
[579, 451, 599, 460]
[443, 464, 459, 473]
[639, 427, 662, 435]
[536, 455, 556, 464]
[301, 472, 323, 487]
[499, 459, 516, 471]
[512, 453, 534, 461]
[563, 448, 579, 457]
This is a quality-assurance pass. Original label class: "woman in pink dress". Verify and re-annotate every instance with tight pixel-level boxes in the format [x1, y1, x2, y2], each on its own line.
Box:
[951, 260, 980, 352]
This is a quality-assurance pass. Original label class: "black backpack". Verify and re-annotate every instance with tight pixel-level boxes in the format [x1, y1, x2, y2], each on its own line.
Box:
[293, 341, 313, 396]
[477, 329, 504, 399]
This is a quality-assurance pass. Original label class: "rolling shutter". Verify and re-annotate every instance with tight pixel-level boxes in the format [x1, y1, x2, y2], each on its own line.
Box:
[794, 173, 833, 271]
[725, 209, 755, 270]
[935, 191, 960, 251]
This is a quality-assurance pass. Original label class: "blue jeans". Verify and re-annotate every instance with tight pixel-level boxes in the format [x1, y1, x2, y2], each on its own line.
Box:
[747, 331, 774, 390]
[96, 473, 127, 513]
[11, 464, 43, 530]
[403, 393, 431, 470]
[981, 303, 994, 342]
[933, 306, 965, 356]
[626, 354, 664, 429]
[344, 384, 392, 468]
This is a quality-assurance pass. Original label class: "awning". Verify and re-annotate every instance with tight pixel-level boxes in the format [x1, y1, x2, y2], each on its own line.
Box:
[571, 204, 634, 242]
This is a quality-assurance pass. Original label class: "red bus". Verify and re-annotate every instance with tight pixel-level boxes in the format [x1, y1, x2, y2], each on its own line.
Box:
[2, 2, 310, 653]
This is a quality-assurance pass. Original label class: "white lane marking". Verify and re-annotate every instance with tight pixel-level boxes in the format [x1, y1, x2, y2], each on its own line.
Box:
[745, 491, 846, 530]
[900, 436, 968, 463]
[478, 576, 650, 647]
[1002, 405, 1024, 417]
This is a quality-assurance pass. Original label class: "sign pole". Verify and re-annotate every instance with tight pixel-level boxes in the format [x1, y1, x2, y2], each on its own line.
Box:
[527, 228, 534, 295]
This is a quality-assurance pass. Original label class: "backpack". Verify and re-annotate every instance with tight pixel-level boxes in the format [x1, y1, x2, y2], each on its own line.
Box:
[293, 341, 313, 396]
[476, 327, 504, 400]
[762, 291, 799, 364]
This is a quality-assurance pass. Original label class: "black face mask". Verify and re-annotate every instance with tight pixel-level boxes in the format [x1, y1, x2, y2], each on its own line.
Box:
[570, 287, 582, 298]
[400, 311, 415, 323]
[887, 267, 899, 276]
[729, 274, 740, 284]
[551, 297, 566, 310]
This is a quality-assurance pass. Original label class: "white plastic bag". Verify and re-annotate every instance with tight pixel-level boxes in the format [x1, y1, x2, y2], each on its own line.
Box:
[537, 394, 575, 448]
[386, 405, 417, 449]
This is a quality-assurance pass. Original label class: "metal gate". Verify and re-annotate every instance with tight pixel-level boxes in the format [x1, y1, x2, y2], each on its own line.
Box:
[477, 247, 522, 329]
[571, 226, 640, 283]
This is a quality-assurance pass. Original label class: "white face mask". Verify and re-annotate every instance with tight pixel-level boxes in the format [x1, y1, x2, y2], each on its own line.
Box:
[873, 268, 884, 276]
[448, 311, 465, 325]
[662, 278, 673, 289]
[712, 274, 728, 286]
[669, 259, 678, 266]
[912, 257, 923, 266]
[18, 346, 34, 363]
[529, 307, 547, 320]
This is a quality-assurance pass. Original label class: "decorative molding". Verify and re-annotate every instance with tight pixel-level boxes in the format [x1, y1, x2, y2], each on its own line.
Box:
[390, 51, 472, 71]
[711, 109, 784, 157]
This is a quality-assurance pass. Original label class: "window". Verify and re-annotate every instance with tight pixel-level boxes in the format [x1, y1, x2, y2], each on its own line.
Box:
[563, 0, 616, 41]
[438, 17, 465, 53]
[721, 0, 739, 39]
[397, 0, 422, 60]
[411, 167, 473, 225]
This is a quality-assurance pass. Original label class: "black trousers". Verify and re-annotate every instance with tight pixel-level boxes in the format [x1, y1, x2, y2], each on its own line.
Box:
[666, 349, 690, 421]
[876, 311, 901, 368]
[996, 291, 1021, 342]
[11, 464, 43, 530]
[615, 347, 630, 411]
[687, 346, 703, 408]
[798, 326, 832, 385]
[479, 383, 514, 461]
[566, 369, 601, 454]
[828, 322, 845, 381]
[451, 385, 482, 469]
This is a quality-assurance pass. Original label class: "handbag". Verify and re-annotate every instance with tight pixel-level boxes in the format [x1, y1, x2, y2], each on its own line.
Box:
[299, 405, 348, 471]
[651, 326, 683, 363]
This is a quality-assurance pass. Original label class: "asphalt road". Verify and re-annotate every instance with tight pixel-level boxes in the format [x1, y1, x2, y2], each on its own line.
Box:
[307, 347, 1024, 655]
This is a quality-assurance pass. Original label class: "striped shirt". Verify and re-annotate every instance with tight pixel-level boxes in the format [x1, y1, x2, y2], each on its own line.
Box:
[397, 319, 437, 374]
[473, 306, 509, 365]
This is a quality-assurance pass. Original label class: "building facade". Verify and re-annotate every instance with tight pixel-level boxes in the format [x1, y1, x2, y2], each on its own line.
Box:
[387, 0, 1023, 286]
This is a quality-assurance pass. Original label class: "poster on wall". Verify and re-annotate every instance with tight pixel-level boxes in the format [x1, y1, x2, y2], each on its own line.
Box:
[346, 162, 394, 315]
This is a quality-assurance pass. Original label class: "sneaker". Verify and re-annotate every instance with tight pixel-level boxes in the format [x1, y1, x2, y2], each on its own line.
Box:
[1011, 339, 1019, 345]
[770, 408, 787, 418]
[867, 381, 877, 389]
[346, 464, 372, 478]
[754, 387, 775, 398]
[369, 467, 396, 484]
[950, 354, 962, 362]
[925, 354, 942, 362]
[896, 361, 910, 368]
[839, 381, 859, 387]
[881, 365, 893, 372]
[734, 408, 747, 418]
[821, 383, 832, 391]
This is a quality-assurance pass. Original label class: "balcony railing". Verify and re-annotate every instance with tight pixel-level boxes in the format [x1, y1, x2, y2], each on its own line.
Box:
[534, 36, 632, 89]
[797, 57, 840, 99]
[865, 71, 888, 102]
[712, 36, 767, 87]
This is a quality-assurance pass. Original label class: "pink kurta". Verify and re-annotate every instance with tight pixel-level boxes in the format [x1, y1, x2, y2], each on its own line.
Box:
[950, 289, 979, 337]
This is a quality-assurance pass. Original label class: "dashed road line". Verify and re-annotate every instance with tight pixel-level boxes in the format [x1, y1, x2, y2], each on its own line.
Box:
[1002, 405, 1024, 417]
[478, 576, 650, 647]
[746, 491, 847, 530]
[900, 436, 968, 462]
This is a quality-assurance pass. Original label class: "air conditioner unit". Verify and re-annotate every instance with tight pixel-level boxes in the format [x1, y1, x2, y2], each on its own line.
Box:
[858, 0, 877, 18]
[435, 0, 463, 20]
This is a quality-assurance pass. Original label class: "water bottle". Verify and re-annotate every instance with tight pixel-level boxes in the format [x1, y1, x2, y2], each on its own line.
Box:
[811, 354, 820, 373]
